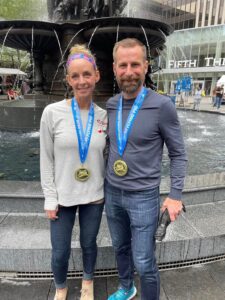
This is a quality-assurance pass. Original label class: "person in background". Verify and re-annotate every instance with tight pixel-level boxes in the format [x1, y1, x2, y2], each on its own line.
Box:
[212, 86, 217, 106]
[0, 76, 3, 95]
[40, 44, 107, 300]
[105, 38, 187, 300]
[215, 85, 224, 109]
[7, 86, 16, 100]
[193, 86, 202, 111]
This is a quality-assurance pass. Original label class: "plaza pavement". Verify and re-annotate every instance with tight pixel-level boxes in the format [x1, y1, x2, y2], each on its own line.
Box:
[1, 260, 225, 299]
[176, 95, 225, 114]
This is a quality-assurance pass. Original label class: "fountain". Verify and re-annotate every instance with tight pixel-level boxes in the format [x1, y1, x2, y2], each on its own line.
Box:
[0, 1, 172, 130]
[1, 1, 225, 286]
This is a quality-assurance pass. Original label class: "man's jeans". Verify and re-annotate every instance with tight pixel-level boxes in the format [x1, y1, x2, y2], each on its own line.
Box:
[105, 181, 160, 300]
[50, 203, 104, 288]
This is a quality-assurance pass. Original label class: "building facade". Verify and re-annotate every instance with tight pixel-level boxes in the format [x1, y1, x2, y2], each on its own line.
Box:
[148, 0, 225, 95]
[156, 24, 225, 94]
[160, 0, 225, 30]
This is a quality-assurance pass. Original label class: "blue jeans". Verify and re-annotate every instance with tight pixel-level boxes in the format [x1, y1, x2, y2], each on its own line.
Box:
[105, 181, 160, 300]
[216, 96, 222, 109]
[50, 203, 104, 289]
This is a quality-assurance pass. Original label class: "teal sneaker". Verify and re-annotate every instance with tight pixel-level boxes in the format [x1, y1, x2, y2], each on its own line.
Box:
[108, 285, 137, 300]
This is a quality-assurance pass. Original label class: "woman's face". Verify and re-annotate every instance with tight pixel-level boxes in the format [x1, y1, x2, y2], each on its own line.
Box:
[66, 58, 100, 100]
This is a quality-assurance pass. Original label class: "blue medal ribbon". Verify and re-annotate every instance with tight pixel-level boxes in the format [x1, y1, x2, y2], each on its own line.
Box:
[116, 87, 148, 156]
[71, 97, 94, 164]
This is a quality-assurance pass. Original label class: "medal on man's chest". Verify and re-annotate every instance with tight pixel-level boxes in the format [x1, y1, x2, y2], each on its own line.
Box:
[113, 159, 128, 177]
[114, 87, 148, 177]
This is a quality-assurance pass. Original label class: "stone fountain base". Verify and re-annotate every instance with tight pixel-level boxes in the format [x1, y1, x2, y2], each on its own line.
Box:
[0, 173, 225, 274]
[0, 94, 107, 131]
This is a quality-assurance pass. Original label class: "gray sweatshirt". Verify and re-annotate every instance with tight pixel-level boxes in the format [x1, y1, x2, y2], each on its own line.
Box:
[40, 100, 107, 210]
[106, 88, 187, 200]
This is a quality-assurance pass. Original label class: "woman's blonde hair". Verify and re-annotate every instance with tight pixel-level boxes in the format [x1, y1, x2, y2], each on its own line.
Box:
[66, 44, 97, 70]
[69, 44, 93, 57]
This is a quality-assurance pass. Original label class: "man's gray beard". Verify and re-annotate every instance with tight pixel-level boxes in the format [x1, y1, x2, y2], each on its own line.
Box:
[119, 79, 142, 94]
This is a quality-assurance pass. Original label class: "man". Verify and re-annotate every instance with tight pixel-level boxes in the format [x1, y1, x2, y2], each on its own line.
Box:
[215, 84, 224, 109]
[105, 38, 187, 300]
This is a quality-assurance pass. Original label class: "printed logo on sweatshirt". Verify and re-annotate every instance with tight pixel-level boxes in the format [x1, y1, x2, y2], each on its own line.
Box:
[97, 119, 107, 133]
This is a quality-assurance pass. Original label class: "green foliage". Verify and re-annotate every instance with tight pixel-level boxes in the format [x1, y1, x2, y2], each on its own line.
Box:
[0, 0, 48, 70]
[0, 0, 48, 21]
[0, 47, 30, 71]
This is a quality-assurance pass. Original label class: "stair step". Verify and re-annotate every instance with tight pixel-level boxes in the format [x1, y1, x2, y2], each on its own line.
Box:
[1, 202, 225, 272]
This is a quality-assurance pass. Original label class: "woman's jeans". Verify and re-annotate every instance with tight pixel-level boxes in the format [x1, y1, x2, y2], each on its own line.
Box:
[105, 181, 160, 300]
[50, 203, 104, 289]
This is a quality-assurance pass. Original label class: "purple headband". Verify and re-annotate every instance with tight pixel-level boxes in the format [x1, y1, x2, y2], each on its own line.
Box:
[66, 53, 97, 69]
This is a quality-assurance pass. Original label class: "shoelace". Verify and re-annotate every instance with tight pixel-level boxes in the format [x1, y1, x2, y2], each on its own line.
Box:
[117, 288, 129, 296]
[80, 288, 89, 297]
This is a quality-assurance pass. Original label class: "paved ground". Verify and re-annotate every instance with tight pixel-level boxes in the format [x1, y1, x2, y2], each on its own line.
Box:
[1, 260, 225, 300]
[176, 96, 225, 114]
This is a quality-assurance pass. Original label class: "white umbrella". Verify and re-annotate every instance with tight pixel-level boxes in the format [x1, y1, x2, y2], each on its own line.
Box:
[0, 68, 26, 76]
[217, 75, 225, 86]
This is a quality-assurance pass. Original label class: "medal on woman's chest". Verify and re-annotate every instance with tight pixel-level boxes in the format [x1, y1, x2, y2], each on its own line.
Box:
[75, 167, 90, 181]
[71, 98, 94, 181]
[114, 87, 148, 177]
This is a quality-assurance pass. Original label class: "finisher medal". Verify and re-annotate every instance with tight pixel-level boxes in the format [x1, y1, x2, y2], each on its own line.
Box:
[71, 98, 94, 182]
[75, 167, 90, 182]
[113, 159, 128, 177]
[114, 87, 148, 177]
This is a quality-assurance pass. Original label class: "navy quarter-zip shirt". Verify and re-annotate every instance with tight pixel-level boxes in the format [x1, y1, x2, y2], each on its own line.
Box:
[106, 88, 187, 200]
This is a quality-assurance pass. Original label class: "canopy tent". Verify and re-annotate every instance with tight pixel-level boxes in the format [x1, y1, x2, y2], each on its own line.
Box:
[0, 68, 26, 76]
[217, 75, 225, 86]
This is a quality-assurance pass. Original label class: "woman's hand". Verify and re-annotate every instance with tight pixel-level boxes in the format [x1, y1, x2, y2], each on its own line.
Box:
[45, 209, 58, 220]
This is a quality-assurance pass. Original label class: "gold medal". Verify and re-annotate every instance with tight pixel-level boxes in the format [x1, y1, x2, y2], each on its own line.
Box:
[113, 159, 128, 177]
[75, 167, 90, 181]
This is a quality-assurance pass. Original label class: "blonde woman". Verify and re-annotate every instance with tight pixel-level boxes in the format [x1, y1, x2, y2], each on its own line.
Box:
[40, 44, 107, 300]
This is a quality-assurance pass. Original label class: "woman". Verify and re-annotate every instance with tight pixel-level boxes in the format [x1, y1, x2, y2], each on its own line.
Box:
[40, 44, 107, 300]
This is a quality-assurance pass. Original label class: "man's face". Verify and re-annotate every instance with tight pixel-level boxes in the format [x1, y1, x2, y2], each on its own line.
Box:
[113, 45, 148, 98]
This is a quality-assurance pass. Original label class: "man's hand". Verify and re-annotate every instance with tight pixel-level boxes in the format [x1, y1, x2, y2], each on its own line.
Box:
[45, 209, 58, 220]
[162, 197, 183, 222]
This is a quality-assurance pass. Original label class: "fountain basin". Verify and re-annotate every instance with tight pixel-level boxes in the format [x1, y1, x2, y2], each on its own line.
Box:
[0, 99, 44, 131]
[1, 110, 225, 181]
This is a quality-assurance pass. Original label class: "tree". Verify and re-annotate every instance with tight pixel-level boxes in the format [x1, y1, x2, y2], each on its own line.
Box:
[0, 1, 49, 70]
[0, 0, 48, 21]
[0, 47, 30, 71]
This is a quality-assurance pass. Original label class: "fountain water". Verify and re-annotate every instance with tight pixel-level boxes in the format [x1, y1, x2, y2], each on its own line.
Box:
[0, 26, 13, 58]
[1, 109, 225, 181]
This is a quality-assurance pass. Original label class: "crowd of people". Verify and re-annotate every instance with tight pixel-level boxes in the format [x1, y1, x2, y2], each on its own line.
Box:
[40, 38, 187, 300]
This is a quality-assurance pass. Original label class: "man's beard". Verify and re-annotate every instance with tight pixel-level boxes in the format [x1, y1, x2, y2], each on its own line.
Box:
[117, 77, 142, 95]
